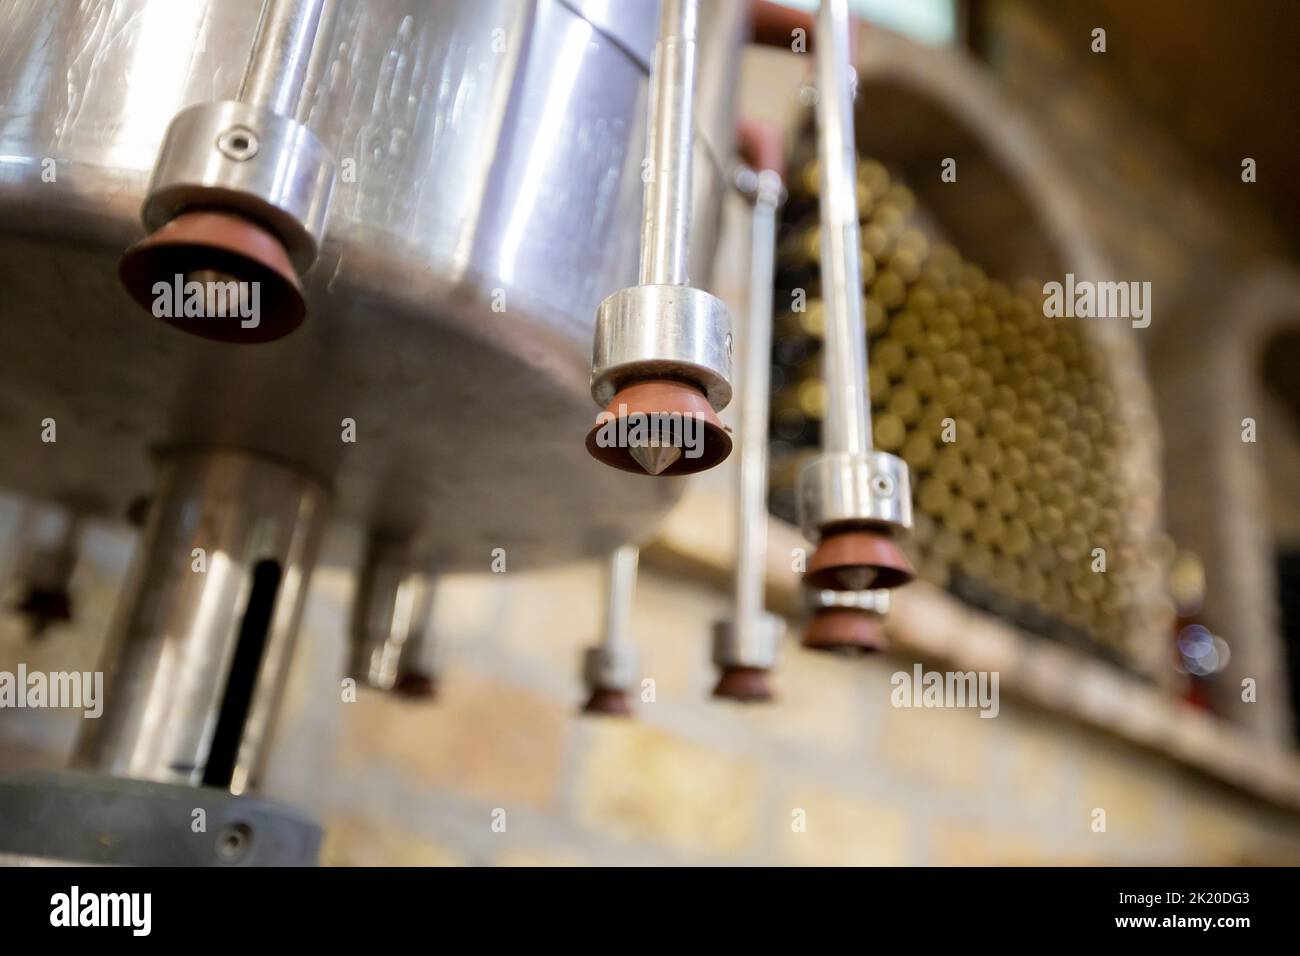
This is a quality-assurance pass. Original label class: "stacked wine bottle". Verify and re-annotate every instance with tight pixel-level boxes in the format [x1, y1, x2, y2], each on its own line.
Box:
[770, 155, 1169, 668]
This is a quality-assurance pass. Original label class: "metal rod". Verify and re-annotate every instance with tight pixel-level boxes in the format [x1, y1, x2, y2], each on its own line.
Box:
[733, 170, 783, 649]
[603, 545, 639, 650]
[238, 0, 327, 118]
[815, 0, 872, 454]
[639, 0, 700, 287]
[350, 537, 436, 692]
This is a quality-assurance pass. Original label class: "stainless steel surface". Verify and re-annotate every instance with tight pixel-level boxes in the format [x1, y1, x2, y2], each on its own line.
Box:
[349, 536, 436, 691]
[814, 0, 871, 456]
[808, 586, 890, 613]
[143, 101, 335, 268]
[73, 449, 326, 796]
[726, 168, 782, 661]
[239, 0, 328, 117]
[797, 450, 913, 539]
[0, 0, 747, 569]
[590, 284, 733, 408]
[640, 0, 697, 288]
[583, 545, 639, 691]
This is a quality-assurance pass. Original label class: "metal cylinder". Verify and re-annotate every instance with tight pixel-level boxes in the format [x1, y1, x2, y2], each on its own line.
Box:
[582, 546, 640, 701]
[349, 537, 437, 693]
[140, 100, 335, 269]
[731, 168, 783, 657]
[73, 450, 327, 797]
[601, 545, 639, 667]
[814, 0, 871, 456]
[238, 0, 328, 118]
[640, 0, 699, 288]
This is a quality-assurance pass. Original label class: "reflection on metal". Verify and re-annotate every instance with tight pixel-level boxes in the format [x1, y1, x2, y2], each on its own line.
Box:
[73, 449, 327, 797]
[349, 536, 438, 697]
[796, 0, 914, 598]
[581, 546, 639, 716]
[713, 166, 785, 702]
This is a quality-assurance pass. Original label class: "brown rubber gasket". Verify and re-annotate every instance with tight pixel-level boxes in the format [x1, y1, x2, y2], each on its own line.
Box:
[581, 687, 633, 717]
[585, 379, 732, 476]
[118, 210, 305, 344]
[802, 606, 887, 654]
[712, 665, 774, 703]
[393, 672, 438, 700]
[804, 527, 916, 591]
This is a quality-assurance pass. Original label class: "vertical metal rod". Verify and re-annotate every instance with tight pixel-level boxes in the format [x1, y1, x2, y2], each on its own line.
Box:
[238, 0, 327, 118]
[733, 171, 783, 650]
[815, 0, 872, 455]
[603, 545, 639, 650]
[639, 0, 700, 287]
[350, 538, 436, 692]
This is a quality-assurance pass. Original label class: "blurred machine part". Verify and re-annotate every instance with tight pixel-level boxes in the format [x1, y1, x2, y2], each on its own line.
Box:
[712, 164, 786, 702]
[581, 546, 641, 717]
[349, 535, 439, 699]
[73, 449, 325, 795]
[7, 506, 81, 639]
[1, 449, 325, 865]
[803, 586, 890, 653]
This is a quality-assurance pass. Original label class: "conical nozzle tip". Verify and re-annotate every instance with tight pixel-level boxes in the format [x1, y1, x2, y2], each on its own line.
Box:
[586, 379, 732, 476]
[628, 443, 683, 476]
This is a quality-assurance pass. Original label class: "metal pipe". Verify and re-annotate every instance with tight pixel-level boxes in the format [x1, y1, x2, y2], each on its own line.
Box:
[603, 545, 639, 651]
[238, 0, 328, 118]
[73, 450, 327, 797]
[733, 168, 783, 651]
[349, 536, 437, 694]
[639, 0, 700, 287]
[814, 0, 872, 455]
[581, 545, 640, 714]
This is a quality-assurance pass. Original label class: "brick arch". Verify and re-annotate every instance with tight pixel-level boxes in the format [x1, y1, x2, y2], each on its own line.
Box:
[1149, 263, 1300, 744]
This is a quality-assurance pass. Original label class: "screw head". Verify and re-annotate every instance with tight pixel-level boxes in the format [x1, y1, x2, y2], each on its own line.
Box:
[217, 126, 260, 161]
[215, 822, 253, 863]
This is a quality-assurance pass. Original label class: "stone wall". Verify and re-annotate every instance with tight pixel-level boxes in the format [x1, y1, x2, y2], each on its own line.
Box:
[3, 493, 1299, 865]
